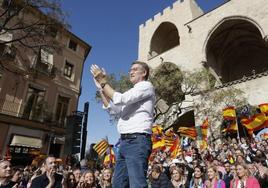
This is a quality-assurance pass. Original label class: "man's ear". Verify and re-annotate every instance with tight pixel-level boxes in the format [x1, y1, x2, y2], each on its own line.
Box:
[142, 70, 147, 79]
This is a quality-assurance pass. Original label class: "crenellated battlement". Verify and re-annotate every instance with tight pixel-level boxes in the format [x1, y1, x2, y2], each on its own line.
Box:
[139, 0, 184, 29]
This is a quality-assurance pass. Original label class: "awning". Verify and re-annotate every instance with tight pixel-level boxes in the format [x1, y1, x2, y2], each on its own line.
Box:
[10, 135, 42, 148]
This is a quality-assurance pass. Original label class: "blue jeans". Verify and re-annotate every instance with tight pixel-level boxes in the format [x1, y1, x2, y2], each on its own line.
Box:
[112, 134, 152, 188]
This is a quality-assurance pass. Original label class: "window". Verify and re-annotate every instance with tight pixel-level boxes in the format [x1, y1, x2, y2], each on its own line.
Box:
[40, 49, 53, 65]
[23, 86, 45, 121]
[64, 61, 74, 78]
[55, 96, 70, 126]
[68, 39, 77, 51]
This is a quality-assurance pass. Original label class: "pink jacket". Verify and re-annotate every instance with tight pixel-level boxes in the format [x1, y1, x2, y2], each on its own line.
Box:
[230, 177, 260, 188]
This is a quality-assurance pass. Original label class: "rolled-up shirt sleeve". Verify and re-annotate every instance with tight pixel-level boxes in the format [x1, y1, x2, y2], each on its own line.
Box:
[112, 81, 154, 106]
[102, 101, 122, 117]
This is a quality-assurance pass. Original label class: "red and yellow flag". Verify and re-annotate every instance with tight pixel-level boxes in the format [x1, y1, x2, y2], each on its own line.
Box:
[241, 113, 268, 134]
[259, 103, 268, 115]
[201, 118, 209, 138]
[103, 147, 115, 165]
[169, 137, 181, 159]
[151, 125, 165, 150]
[178, 127, 197, 140]
[222, 122, 238, 133]
[223, 106, 236, 120]
[93, 139, 109, 156]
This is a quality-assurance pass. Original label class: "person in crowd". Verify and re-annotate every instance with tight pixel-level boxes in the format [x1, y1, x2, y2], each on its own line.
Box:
[73, 168, 82, 186]
[170, 166, 186, 188]
[205, 165, 225, 188]
[150, 164, 173, 188]
[189, 165, 205, 188]
[82, 170, 98, 188]
[230, 163, 260, 188]
[66, 172, 76, 188]
[0, 159, 16, 188]
[99, 168, 112, 188]
[11, 167, 24, 187]
[253, 158, 268, 188]
[30, 156, 65, 188]
[80, 160, 89, 174]
[223, 161, 233, 188]
[91, 61, 155, 188]
[93, 169, 100, 187]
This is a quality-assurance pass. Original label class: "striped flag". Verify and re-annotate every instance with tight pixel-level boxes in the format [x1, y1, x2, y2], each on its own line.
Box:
[223, 106, 236, 120]
[241, 113, 268, 134]
[177, 127, 197, 140]
[93, 139, 109, 156]
[103, 147, 116, 166]
[222, 122, 238, 133]
[169, 137, 181, 159]
[259, 103, 268, 115]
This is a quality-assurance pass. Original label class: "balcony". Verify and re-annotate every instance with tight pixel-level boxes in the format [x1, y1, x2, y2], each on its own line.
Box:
[0, 98, 66, 128]
[31, 62, 57, 78]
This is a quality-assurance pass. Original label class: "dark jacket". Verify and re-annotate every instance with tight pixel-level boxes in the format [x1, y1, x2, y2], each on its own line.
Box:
[31, 173, 63, 188]
[151, 173, 173, 188]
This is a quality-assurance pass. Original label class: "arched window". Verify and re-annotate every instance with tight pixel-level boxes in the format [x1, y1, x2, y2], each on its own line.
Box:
[149, 22, 180, 59]
[206, 19, 268, 83]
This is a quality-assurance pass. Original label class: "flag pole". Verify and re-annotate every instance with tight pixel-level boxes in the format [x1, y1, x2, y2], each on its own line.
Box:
[235, 110, 240, 142]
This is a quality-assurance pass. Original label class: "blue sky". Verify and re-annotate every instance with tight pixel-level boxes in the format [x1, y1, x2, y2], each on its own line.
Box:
[62, 0, 226, 149]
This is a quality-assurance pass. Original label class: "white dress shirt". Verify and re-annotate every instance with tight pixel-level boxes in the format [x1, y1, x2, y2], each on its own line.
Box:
[104, 80, 155, 134]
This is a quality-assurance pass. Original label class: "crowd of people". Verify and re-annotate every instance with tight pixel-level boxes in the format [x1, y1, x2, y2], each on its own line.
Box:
[0, 136, 267, 188]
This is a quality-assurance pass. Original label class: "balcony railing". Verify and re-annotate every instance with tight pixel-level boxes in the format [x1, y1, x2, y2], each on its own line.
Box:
[0, 98, 66, 128]
[30, 62, 57, 78]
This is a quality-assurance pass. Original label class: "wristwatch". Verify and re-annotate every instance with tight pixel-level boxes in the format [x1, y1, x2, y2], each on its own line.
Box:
[101, 82, 107, 89]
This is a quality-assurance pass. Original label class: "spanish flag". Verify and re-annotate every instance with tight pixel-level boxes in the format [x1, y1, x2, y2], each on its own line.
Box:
[151, 125, 165, 150]
[259, 103, 268, 115]
[223, 106, 236, 120]
[241, 113, 268, 134]
[93, 139, 109, 156]
[201, 118, 209, 138]
[222, 121, 238, 133]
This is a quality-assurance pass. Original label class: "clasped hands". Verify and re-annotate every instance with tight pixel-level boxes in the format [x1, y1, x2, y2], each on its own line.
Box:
[90, 64, 107, 89]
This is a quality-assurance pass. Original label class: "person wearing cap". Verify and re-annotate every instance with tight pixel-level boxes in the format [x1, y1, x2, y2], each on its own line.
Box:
[91, 61, 155, 188]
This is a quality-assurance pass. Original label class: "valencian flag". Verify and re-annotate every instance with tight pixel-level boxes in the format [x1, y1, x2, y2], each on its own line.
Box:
[223, 106, 236, 120]
[93, 139, 109, 156]
[241, 113, 268, 134]
[164, 129, 178, 149]
[103, 146, 116, 166]
[177, 127, 197, 140]
[169, 137, 181, 159]
[259, 103, 268, 115]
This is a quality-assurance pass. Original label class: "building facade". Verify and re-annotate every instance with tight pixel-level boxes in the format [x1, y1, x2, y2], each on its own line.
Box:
[0, 1, 91, 164]
[138, 0, 268, 129]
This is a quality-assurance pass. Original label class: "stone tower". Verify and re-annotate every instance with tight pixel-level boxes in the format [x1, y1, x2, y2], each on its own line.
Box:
[138, 0, 268, 132]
